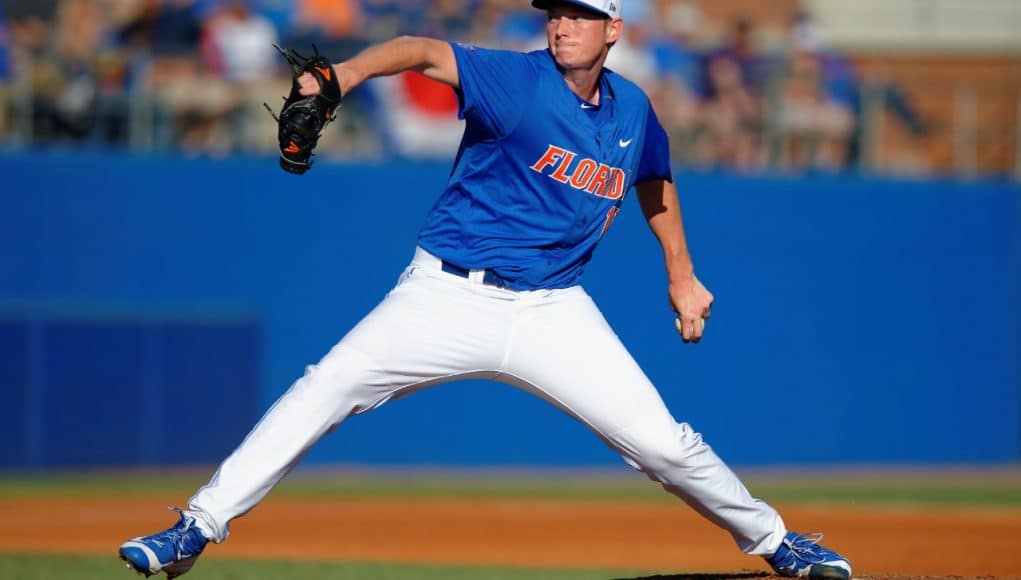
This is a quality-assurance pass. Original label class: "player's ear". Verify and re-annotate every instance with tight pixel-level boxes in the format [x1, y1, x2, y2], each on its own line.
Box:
[605, 18, 623, 45]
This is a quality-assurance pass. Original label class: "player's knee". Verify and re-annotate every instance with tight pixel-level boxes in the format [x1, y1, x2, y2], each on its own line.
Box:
[616, 421, 710, 479]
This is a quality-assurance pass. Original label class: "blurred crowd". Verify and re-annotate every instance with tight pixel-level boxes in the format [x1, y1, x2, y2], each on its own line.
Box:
[0, 0, 928, 172]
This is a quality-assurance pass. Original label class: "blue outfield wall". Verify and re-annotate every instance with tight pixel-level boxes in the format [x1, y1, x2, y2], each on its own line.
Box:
[1, 151, 1018, 467]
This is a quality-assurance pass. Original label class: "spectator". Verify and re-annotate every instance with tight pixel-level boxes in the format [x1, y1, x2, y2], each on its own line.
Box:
[695, 54, 764, 171]
[119, 0, 238, 153]
[205, 1, 278, 83]
[17, 0, 108, 142]
[6, 0, 55, 141]
[646, 2, 704, 163]
[705, 17, 769, 96]
[775, 49, 852, 171]
[787, 11, 927, 170]
[649, 2, 703, 95]
[201, 0, 283, 154]
[52, 0, 110, 139]
[5, 0, 57, 56]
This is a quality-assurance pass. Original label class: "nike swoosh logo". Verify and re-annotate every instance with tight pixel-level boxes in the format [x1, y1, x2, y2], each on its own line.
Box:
[618, 138, 633, 147]
[580, 103, 594, 109]
[315, 66, 332, 81]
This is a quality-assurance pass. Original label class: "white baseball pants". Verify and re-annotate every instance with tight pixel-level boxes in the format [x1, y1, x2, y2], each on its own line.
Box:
[188, 247, 786, 555]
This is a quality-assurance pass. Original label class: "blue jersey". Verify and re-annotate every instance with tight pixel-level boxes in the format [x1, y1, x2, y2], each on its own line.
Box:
[417, 43, 672, 290]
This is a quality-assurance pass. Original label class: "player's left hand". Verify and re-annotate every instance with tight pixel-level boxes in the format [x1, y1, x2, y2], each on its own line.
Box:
[266, 44, 343, 174]
[669, 273, 713, 343]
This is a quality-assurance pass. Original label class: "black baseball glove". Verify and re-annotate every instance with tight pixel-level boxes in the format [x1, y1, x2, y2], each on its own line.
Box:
[266, 44, 343, 174]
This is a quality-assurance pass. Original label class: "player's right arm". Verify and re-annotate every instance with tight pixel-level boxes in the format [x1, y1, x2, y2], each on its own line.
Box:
[298, 36, 458, 96]
[636, 178, 713, 343]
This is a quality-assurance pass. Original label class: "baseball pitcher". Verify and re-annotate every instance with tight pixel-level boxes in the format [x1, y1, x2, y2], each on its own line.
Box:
[119, 1, 851, 578]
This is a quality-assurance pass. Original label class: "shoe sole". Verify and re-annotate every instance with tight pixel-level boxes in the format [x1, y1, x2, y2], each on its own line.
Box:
[771, 560, 852, 579]
[118, 549, 198, 579]
[118, 548, 152, 578]
[163, 555, 199, 579]
[809, 562, 852, 580]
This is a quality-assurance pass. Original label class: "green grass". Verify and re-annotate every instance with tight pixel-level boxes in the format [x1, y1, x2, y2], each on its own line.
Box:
[0, 553, 652, 580]
[1, 468, 1019, 507]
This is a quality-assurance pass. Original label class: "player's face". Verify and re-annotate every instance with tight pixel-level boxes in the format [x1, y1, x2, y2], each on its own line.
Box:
[546, 4, 622, 71]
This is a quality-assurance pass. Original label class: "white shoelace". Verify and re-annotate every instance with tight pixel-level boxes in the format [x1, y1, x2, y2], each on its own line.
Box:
[784, 532, 829, 564]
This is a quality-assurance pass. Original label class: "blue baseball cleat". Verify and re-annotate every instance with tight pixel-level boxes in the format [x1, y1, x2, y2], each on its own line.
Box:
[765, 531, 852, 579]
[119, 507, 209, 578]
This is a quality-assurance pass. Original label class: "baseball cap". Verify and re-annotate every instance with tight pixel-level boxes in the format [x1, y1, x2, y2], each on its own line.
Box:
[531, 0, 622, 20]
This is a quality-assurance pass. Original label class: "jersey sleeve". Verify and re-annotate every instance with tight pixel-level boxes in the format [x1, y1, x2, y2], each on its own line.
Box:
[634, 103, 673, 184]
[449, 42, 537, 139]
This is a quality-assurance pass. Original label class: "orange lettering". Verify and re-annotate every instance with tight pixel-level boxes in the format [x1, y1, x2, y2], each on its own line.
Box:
[569, 159, 597, 189]
[586, 164, 612, 197]
[530, 145, 566, 174]
[550, 151, 576, 183]
[534, 144, 627, 200]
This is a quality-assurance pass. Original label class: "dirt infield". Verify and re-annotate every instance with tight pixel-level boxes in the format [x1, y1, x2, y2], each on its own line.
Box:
[2, 496, 1019, 577]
